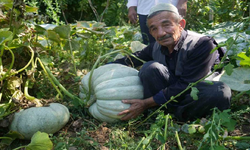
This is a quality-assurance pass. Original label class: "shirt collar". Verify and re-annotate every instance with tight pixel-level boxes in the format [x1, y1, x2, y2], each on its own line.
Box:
[160, 30, 187, 55]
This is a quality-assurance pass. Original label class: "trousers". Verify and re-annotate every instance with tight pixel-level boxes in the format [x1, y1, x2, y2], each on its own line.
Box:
[138, 14, 155, 45]
[138, 61, 231, 121]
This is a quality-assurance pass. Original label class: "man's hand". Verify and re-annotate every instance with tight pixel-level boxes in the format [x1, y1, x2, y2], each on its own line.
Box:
[128, 6, 137, 24]
[176, 0, 187, 17]
[118, 97, 157, 120]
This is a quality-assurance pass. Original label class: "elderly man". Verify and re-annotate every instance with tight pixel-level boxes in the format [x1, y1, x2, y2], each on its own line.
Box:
[113, 3, 231, 121]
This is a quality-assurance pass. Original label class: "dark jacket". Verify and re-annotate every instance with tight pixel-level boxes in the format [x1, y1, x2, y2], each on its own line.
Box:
[113, 30, 225, 104]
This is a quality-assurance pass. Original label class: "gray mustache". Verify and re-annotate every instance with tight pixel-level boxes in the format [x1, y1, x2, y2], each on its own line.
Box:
[158, 34, 172, 41]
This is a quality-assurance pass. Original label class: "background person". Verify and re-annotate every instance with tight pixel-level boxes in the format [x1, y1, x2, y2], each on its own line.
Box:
[127, 0, 188, 45]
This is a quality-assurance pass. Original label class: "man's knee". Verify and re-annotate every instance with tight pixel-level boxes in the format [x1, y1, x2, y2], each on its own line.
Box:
[213, 81, 231, 109]
[198, 81, 231, 109]
[139, 61, 167, 79]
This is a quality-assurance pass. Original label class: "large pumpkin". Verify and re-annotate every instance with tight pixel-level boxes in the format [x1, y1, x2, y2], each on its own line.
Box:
[10, 103, 70, 139]
[79, 64, 144, 123]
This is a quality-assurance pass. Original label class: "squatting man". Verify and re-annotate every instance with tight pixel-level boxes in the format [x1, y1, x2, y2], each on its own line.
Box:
[111, 3, 231, 122]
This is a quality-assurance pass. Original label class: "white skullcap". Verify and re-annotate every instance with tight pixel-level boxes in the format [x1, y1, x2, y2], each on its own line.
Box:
[148, 3, 179, 17]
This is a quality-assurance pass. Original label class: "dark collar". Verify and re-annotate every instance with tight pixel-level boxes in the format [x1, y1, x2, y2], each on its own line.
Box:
[160, 30, 188, 56]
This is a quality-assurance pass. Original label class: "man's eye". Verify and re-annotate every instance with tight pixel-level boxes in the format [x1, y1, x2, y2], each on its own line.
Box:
[151, 28, 157, 31]
[163, 23, 169, 27]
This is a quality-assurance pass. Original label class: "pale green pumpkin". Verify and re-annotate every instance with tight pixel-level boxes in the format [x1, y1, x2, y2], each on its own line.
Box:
[79, 64, 144, 123]
[10, 103, 70, 139]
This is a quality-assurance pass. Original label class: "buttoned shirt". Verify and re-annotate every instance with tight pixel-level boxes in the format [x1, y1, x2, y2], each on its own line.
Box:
[127, 0, 179, 15]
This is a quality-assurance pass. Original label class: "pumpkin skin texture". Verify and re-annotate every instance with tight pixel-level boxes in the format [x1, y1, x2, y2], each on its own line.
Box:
[10, 103, 70, 139]
[79, 64, 144, 123]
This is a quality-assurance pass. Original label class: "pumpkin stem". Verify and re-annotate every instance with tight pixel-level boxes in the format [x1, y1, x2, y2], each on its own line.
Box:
[24, 79, 43, 107]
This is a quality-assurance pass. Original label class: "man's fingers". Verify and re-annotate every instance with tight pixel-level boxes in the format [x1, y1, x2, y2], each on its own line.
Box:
[118, 109, 129, 116]
[120, 113, 134, 121]
[121, 99, 137, 104]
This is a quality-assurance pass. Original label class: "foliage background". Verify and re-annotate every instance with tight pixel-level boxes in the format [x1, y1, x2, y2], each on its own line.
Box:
[0, 0, 250, 149]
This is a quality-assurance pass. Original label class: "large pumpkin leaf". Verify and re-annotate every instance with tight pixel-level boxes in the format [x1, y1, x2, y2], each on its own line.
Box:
[130, 41, 146, 52]
[220, 67, 250, 91]
[26, 131, 53, 150]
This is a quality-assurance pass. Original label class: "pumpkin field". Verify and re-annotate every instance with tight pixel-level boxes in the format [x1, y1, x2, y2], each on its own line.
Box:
[0, 0, 250, 149]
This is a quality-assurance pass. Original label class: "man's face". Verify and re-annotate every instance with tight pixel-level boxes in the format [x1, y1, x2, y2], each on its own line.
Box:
[147, 11, 183, 48]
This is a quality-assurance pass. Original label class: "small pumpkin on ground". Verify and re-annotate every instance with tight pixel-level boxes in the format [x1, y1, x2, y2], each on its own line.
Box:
[79, 64, 144, 123]
[10, 103, 70, 139]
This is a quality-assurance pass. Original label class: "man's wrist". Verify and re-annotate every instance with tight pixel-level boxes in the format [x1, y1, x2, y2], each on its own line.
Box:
[143, 97, 158, 109]
[129, 6, 137, 11]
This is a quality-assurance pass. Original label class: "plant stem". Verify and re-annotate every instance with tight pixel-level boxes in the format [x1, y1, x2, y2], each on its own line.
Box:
[12, 145, 27, 150]
[44, 65, 83, 106]
[175, 131, 183, 150]
[219, 135, 250, 140]
[135, 137, 145, 150]
[164, 114, 170, 140]
[232, 91, 247, 101]
[12, 46, 34, 76]
[68, 36, 77, 74]
[36, 58, 63, 99]
[24, 80, 36, 101]
[0, 46, 15, 82]
[144, 131, 156, 149]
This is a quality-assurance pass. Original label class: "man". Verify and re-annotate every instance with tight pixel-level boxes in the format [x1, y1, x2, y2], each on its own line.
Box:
[127, 0, 187, 45]
[114, 3, 231, 122]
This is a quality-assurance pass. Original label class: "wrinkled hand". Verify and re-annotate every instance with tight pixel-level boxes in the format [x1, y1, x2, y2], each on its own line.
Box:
[118, 97, 157, 120]
[128, 6, 137, 24]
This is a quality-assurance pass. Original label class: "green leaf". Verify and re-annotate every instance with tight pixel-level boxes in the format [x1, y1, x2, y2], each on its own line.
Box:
[0, 131, 24, 145]
[220, 67, 250, 91]
[213, 145, 226, 150]
[0, 28, 10, 32]
[226, 37, 234, 49]
[224, 63, 234, 76]
[204, 80, 214, 85]
[1, 0, 13, 9]
[237, 52, 250, 67]
[219, 110, 236, 131]
[64, 39, 80, 51]
[53, 25, 71, 39]
[35, 25, 47, 35]
[191, 87, 199, 100]
[130, 41, 147, 53]
[25, 5, 38, 13]
[0, 31, 13, 45]
[26, 131, 53, 150]
[47, 30, 61, 43]
[92, 22, 106, 30]
[76, 21, 91, 28]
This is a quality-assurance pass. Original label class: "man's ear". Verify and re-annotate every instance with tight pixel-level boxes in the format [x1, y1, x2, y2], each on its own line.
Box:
[179, 19, 186, 29]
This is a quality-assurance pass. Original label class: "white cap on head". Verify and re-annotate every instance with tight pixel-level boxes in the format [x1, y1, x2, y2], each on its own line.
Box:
[148, 3, 179, 17]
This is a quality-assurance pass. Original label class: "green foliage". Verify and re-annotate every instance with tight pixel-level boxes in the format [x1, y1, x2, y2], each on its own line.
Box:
[0, 0, 250, 149]
[26, 0, 128, 26]
[186, 0, 249, 31]
[12, 131, 53, 150]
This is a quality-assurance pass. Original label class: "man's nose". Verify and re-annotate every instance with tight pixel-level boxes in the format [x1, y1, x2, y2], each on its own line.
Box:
[157, 27, 166, 37]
